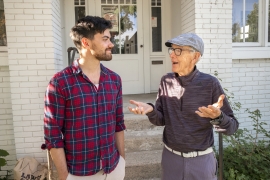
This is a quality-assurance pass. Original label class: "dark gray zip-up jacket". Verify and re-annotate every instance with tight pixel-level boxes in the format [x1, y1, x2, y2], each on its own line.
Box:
[146, 67, 239, 153]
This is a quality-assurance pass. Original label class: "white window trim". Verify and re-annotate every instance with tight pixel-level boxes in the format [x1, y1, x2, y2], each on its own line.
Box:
[232, 47, 270, 59]
[232, 0, 270, 59]
[267, 0, 270, 46]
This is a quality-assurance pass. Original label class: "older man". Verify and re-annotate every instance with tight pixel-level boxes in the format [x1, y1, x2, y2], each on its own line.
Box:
[129, 33, 239, 180]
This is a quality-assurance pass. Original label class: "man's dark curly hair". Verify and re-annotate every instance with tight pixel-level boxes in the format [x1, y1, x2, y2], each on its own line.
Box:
[70, 16, 112, 50]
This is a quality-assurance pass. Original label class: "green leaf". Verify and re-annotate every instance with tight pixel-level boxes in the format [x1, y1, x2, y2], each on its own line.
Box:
[0, 150, 9, 157]
[0, 158, 7, 167]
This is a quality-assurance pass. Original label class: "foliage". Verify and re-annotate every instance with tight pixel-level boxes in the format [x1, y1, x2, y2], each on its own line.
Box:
[214, 71, 270, 180]
[0, 149, 11, 180]
[220, 109, 270, 180]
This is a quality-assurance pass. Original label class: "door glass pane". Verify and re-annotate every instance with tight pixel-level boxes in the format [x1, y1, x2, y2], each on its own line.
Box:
[0, 0, 7, 46]
[120, 5, 137, 54]
[75, 7, 85, 23]
[232, 0, 243, 42]
[245, 0, 259, 42]
[102, 4, 137, 54]
[151, 0, 156, 6]
[268, 0, 270, 42]
[152, 7, 162, 52]
[102, 5, 120, 54]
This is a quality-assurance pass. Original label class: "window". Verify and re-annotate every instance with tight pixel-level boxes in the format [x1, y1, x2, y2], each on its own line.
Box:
[151, 0, 162, 52]
[268, 0, 270, 43]
[74, 0, 86, 23]
[0, 0, 7, 46]
[101, 0, 137, 54]
[232, 0, 270, 46]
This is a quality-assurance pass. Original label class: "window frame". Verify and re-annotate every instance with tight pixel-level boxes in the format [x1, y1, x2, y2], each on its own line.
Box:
[0, 0, 7, 49]
[232, 0, 270, 59]
[232, 0, 262, 47]
[267, 0, 270, 46]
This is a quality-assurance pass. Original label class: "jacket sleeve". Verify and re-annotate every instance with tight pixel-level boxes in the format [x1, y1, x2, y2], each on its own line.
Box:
[212, 78, 239, 135]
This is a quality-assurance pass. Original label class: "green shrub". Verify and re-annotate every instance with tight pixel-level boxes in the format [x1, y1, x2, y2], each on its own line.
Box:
[214, 71, 270, 180]
[219, 109, 270, 180]
[0, 149, 11, 180]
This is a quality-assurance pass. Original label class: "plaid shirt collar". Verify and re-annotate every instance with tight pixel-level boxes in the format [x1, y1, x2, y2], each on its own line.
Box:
[71, 59, 109, 75]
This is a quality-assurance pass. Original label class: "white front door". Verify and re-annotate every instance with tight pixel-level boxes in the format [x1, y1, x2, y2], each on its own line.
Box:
[63, 0, 167, 94]
[96, 0, 145, 94]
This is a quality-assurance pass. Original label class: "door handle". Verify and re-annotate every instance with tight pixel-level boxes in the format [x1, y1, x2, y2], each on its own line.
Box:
[140, 45, 143, 48]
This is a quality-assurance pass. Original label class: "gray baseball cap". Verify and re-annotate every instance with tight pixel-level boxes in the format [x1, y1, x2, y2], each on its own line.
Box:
[165, 33, 204, 56]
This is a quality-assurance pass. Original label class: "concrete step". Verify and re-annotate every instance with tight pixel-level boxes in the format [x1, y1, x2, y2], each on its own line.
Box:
[125, 150, 162, 180]
[125, 129, 164, 152]
[124, 114, 164, 131]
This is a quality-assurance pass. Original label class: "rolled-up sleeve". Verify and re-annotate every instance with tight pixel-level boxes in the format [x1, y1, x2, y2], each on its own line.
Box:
[44, 78, 65, 150]
[115, 77, 126, 132]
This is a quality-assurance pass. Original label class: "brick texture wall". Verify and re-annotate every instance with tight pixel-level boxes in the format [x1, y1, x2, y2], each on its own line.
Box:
[232, 59, 270, 133]
[194, 0, 232, 91]
[0, 66, 16, 177]
[4, 0, 63, 163]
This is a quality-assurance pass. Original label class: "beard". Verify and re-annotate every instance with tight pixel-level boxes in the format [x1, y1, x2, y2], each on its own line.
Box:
[92, 44, 113, 61]
[95, 49, 113, 61]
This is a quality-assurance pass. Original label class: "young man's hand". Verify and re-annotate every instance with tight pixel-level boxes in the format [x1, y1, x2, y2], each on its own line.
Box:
[195, 94, 225, 119]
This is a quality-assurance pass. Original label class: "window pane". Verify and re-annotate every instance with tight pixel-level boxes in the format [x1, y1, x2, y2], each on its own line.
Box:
[81, 0, 85, 5]
[132, 0, 136, 4]
[107, 0, 112, 4]
[0, 0, 7, 46]
[268, 0, 270, 42]
[245, 0, 259, 42]
[151, 0, 156, 6]
[152, 7, 162, 52]
[232, 0, 244, 42]
[75, 7, 85, 23]
[120, 0, 124, 4]
[113, 0, 118, 4]
[101, 0, 106, 4]
[157, 0, 161, 6]
[102, 5, 120, 54]
[120, 5, 137, 54]
[74, 0, 79, 5]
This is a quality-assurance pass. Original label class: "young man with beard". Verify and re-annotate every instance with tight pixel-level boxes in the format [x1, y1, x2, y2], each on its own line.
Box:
[128, 33, 239, 180]
[44, 16, 126, 180]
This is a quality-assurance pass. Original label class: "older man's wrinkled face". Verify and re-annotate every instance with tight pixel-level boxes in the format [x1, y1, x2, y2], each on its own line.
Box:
[169, 44, 199, 76]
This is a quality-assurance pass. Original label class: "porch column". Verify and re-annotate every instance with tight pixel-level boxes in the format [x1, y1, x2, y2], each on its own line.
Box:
[4, 0, 63, 163]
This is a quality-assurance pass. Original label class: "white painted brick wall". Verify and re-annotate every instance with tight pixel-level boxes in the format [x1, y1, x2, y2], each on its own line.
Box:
[232, 59, 270, 133]
[4, 0, 63, 163]
[0, 66, 17, 177]
[194, 0, 232, 91]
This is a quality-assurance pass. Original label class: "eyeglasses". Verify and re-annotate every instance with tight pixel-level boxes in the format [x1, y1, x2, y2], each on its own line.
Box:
[168, 47, 195, 56]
